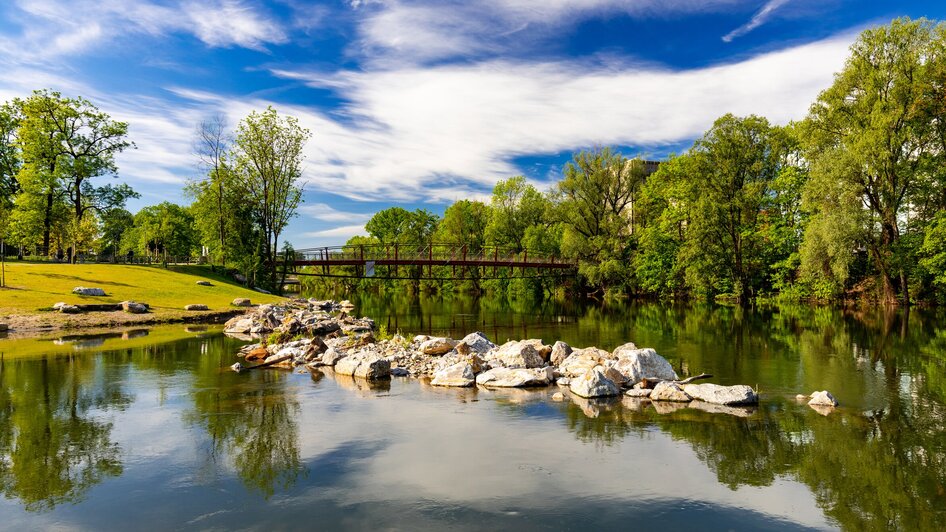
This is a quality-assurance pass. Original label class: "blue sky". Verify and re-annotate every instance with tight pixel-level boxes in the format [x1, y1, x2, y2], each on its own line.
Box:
[1, 0, 943, 246]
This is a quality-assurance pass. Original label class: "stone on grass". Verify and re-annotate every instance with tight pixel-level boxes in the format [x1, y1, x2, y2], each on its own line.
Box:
[683, 383, 759, 405]
[610, 347, 677, 386]
[431, 362, 476, 387]
[476, 367, 554, 388]
[569, 367, 621, 398]
[420, 337, 458, 355]
[121, 301, 148, 314]
[650, 381, 691, 402]
[196, 281, 213, 286]
[59, 304, 81, 314]
[808, 390, 838, 407]
[72, 287, 106, 296]
[232, 298, 252, 307]
[185, 304, 209, 311]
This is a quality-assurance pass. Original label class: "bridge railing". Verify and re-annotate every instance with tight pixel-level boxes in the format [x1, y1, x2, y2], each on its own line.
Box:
[292, 243, 570, 267]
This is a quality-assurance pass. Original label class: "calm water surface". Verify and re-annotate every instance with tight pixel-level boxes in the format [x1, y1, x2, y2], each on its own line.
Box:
[1, 296, 945, 530]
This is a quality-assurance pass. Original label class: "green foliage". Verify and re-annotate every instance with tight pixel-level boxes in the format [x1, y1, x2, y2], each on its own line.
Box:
[800, 17, 946, 304]
[123, 202, 199, 260]
[232, 106, 310, 290]
[921, 212, 946, 289]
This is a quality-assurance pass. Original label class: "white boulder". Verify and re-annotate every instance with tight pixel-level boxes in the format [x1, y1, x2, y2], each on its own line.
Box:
[569, 367, 621, 398]
[610, 347, 677, 386]
[431, 362, 476, 387]
[683, 383, 759, 405]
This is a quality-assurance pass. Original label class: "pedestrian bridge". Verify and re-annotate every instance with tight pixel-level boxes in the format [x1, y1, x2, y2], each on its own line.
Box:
[289, 243, 576, 280]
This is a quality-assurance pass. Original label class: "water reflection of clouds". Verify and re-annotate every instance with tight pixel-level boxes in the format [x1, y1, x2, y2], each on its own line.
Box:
[291, 375, 834, 530]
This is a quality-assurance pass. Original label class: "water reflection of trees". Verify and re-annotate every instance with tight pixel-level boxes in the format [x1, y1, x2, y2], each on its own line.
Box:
[552, 305, 946, 530]
[184, 340, 306, 498]
[0, 355, 126, 511]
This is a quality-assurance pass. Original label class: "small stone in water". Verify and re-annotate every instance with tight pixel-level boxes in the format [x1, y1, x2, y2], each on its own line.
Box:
[551, 392, 565, 401]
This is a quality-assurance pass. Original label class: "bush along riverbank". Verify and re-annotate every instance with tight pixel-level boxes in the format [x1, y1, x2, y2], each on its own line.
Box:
[225, 300, 842, 414]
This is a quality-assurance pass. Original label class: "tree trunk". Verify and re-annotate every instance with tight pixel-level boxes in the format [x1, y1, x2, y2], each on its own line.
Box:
[43, 190, 53, 255]
[72, 178, 82, 264]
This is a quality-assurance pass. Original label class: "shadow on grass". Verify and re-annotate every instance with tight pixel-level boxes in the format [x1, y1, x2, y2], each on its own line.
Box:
[28, 272, 135, 287]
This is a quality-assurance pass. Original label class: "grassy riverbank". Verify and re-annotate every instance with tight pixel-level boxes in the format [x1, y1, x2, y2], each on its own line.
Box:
[0, 262, 283, 332]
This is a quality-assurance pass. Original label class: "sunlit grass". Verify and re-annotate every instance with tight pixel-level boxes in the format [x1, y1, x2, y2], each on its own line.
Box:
[0, 262, 282, 313]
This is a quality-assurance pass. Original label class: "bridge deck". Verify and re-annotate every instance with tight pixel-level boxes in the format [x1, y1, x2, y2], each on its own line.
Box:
[290, 244, 575, 278]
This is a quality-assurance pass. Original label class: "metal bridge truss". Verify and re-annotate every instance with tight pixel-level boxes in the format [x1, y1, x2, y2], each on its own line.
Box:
[287, 243, 576, 280]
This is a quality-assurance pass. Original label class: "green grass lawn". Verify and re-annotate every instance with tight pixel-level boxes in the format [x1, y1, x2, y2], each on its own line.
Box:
[0, 262, 283, 314]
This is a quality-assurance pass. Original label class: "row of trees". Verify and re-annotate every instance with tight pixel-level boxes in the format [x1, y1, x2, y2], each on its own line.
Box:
[0, 91, 309, 292]
[323, 18, 946, 305]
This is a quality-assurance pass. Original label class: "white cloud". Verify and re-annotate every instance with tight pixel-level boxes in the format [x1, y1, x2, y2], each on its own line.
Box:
[299, 203, 373, 223]
[349, 0, 752, 64]
[723, 0, 790, 42]
[267, 32, 853, 202]
[0, 0, 286, 59]
[302, 224, 368, 239]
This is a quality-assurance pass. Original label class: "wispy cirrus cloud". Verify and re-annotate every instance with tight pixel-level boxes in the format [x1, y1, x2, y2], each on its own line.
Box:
[348, 0, 808, 64]
[299, 203, 373, 223]
[0, 0, 287, 59]
[723, 0, 791, 42]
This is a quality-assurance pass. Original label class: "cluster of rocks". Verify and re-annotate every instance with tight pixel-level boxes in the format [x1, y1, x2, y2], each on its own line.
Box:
[223, 298, 373, 339]
[227, 304, 763, 411]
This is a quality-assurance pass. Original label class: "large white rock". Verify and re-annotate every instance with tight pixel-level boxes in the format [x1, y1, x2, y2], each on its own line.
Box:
[569, 367, 621, 398]
[610, 347, 677, 386]
[558, 347, 609, 378]
[549, 341, 572, 366]
[72, 287, 106, 296]
[683, 383, 759, 405]
[224, 317, 254, 333]
[650, 381, 691, 402]
[519, 339, 552, 361]
[431, 362, 476, 387]
[476, 367, 554, 387]
[491, 341, 545, 368]
[335, 352, 391, 379]
[420, 337, 458, 355]
[460, 331, 497, 354]
[808, 390, 838, 407]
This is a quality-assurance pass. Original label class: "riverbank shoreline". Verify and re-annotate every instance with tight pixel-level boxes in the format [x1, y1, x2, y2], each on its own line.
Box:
[0, 308, 248, 337]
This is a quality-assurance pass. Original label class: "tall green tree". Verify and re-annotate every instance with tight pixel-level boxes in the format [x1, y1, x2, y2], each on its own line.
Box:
[800, 17, 946, 305]
[18, 90, 136, 260]
[556, 148, 646, 294]
[681, 114, 787, 302]
[485, 176, 547, 251]
[0, 102, 21, 236]
[124, 202, 198, 261]
[232, 106, 309, 289]
[192, 114, 233, 268]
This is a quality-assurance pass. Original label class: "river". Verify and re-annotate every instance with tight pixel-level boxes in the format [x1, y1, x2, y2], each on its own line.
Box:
[0, 294, 944, 530]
